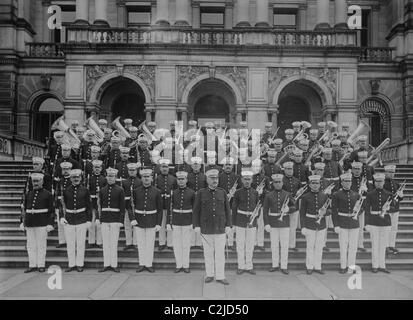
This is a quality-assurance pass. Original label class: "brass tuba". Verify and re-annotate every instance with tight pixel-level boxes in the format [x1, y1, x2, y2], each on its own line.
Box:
[293, 121, 311, 143]
[366, 138, 390, 165]
[347, 120, 370, 146]
[51, 116, 81, 147]
[111, 116, 131, 140]
[85, 117, 104, 144]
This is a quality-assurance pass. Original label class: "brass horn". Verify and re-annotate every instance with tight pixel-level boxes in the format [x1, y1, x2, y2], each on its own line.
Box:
[85, 117, 104, 143]
[51, 116, 81, 146]
[111, 116, 131, 139]
[347, 120, 371, 146]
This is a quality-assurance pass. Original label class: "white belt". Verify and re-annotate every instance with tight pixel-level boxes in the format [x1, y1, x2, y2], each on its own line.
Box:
[306, 214, 317, 218]
[58, 196, 63, 200]
[269, 212, 281, 217]
[135, 209, 157, 215]
[54, 177, 60, 182]
[338, 212, 353, 217]
[371, 211, 384, 216]
[238, 209, 253, 216]
[116, 178, 126, 182]
[173, 209, 192, 213]
[326, 177, 339, 181]
[26, 209, 48, 214]
[161, 194, 171, 198]
[66, 208, 86, 214]
[90, 195, 97, 199]
[125, 197, 131, 200]
[102, 208, 120, 212]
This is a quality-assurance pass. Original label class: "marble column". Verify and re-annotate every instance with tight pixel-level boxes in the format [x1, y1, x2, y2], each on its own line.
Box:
[225, 3, 234, 29]
[235, 0, 250, 27]
[236, 111, 243, 124]
[181, 110, 188, 131]
[192, 3, 200, 28]
[255, 0, 269, 27]
[334, 0, 348, 29]
[175, 0, 191, 26]
[94, 0, 109, 26]
[315, 0, 330, 30]
[155, 0, 170, 26]
[146, 111, 152, 122]
[75, 0, 89, 25]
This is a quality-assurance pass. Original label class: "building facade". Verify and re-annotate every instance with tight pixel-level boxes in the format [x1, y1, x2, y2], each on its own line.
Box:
[0, 0, 412, 162]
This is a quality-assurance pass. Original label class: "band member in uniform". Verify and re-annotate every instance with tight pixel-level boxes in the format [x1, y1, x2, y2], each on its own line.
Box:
[300, 175, 331, 274]
[20, 173, 54, 273]
[87, 160, 107, 249]
[283, 129, 295, 149]
[383, 165, 403, 255]
[292, 149, 310, 186]
[76, 126, 86, 144]
[167, 171, 195, 273]
[80, 130, 96, 161]
[205, 151, 221, 172]
[331, 172, 361, 273]
[273, 139, 286, 163]
[131, 168, 162, 273]
[156, 158, 177, 250]
[317, 122, 327, 140]
[100, 128, 112, 162]
[264, 173, 296, 274]
[344, 135, 373, 170]
[115, 146, 131, 185]
[261, 122, 275, 146]
[308, 129, 319, 151]
[319, 147, 341, 189]
[97, 168, 125, 273]
[60, 169, 92, 272]
[364, 173, 394, 273]
[292, 121, 301, 138]
[137, 134, 152, 168]
[263, 149, 283, 178]
[54, 144, 81, 178]
[331, 139, 343, 162]
[232, 170, 259, 274]
[193, 169, 232, 285]
[55, 161, 73, 248]
[282, 161, 302, 252]
[124, 118, 133, 132]
[127, 126, 139, 161]
[105, 136, 122, 169]
[358, 151, 375, 184]
[122, 163, 142, 251]
[48, 131, 65, 173]
[28, 157, 52, 192]
[84, 145, 104, 177]
[98, 119, 108, 131]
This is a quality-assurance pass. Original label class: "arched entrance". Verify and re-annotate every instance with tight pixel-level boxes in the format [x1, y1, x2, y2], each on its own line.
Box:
[277, 80, 323, 139]
[187, 79, 236, 128]
[359, 98, 390, 147]
[31, 96, 64, 143]
[99, 77, 146, 124]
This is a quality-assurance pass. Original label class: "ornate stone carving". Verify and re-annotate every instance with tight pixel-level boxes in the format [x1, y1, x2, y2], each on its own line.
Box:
[268, 67, 300, 102]
[370, 79, 381, 95]
[40, 74, 52, 91]
[124, 65, 156, 100]
[85, 65, 116, 100]
[309, 67, 338, 103]
[177, 66, 209, 101]
[216, 66, 248, 103]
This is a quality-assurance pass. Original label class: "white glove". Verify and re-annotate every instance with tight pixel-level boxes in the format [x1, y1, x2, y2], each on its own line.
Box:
[400, 192, 404, 198]
[155, 225, 161, 232]
[19, 223, 25, 231]
[46, 225, 54, 233]
[334, 226, 340, 234]
[360, 185, 368, 193]
[264, 225, 271, 233]
[131, 220, 138, 226]
[365, 225, 371, 233]
[95, 219, 101, 225]
[85, 221, 92, 229]
[166, 224, 172, 231]
[60, 218, 68, 225]
[301, 228, 308, 236]
[194, 227, 201, 233]
[118, 223, 123, 228]
[225, 226, 231, 234]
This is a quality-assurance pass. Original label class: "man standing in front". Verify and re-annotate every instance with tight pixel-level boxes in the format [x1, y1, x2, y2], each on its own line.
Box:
[193, 169, 232, 285]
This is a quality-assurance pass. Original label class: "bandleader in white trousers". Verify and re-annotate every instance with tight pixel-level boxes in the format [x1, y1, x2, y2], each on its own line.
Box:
[368, 225, 391, 269]
[170, 225, 192, 269]
[236, 226, 256, 270]
[135, 226, 156, 267]
[100, 222, 121, 268]
[25, 226, 50, 268]
[63, 222, 89, 268]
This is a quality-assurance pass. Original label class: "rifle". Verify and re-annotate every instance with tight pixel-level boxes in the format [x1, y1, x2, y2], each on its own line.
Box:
[60, 179, 68, 219]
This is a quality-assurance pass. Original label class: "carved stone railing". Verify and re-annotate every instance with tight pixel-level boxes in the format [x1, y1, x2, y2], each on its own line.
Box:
[26, 43, 65, 58]
[0, 133, 46, 160]
[359, 47, 394, 63]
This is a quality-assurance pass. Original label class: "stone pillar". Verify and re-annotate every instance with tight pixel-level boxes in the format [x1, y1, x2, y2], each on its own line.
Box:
[225, 3, 234, 29]
[94, 0, 109, 26]
[75, 0, 89, 25]
[315, 0, 330, 30]
[181, 110, 188, 130]
[155, 0, 170, 26]
[146, 111, 152, 122]
[65, 104, 86, 128]
[192, 3, 200, 28]
[255, 0, 269, 27]
[175, 0, 191, 26]
[236, 111, 242, 124]
[299, 4, 307, 30]
[334, 0, 348, 29]
[235, 0, 250, 27]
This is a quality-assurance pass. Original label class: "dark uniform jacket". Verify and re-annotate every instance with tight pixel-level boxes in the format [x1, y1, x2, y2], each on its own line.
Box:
[88, 174, 107, 210]
[384, 178, 403, 212]
[263, 189, 296, 228]
[232, 187, 260, 228]
[137, 147, 152, 168]
[83, 159, 106, 177]
[364, 188, 394, 227]
[130, 185, 163, 228]
[282, 175, 301, 205]
[322, 159, 342, 182]
[105, 147, 121, 169]
[167, 187, 196, 226]
[361, 163, 375, 184]
[27, 172, 52, 192]
[187, 171, 207, 193]
[155, 173, 177, 209]
[193, 187, 232, 234]
[63, 184, 92, 225]
[98, 184, 125, 223]
[54, 157, 81, 178]
[293, 162, 310, 185]
[115, 160, 131, 182]
[252, 173, 271, 201]
[123, 176, 142, 210]
[344, 146, 374, 171]
[299, 191, 331, 231]
[48, 143, 63, 164]
[263, 162, 282, 178]
[351, 175, 373, 194]
[331, 189, 360, 229]
[55, 176, 71, 208]
[80, 141, 95, 160]
[218, 171, 240, 192]
[23, 188, 54, 227]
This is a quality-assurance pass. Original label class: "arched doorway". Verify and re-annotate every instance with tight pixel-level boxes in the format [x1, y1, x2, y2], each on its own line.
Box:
[32, 96, 64, 143]
[277, 80, 323, 139]
[194, 95, 229, 126]
[99, 77, 146, 125]
[359, 99, 390, 147]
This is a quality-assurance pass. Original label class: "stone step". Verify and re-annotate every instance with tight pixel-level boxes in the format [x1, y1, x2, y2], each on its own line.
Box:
[0, 180, 27, 185]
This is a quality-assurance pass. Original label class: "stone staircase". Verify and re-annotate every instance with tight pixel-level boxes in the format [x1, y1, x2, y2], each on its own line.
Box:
[1, 160, 413, 270]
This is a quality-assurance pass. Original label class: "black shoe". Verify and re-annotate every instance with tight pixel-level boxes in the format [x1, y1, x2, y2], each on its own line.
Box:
[146, 266, 155, 273]
[167, 246, 173, 251]
[281, 269, 289, 275]
[392, 248, 399, 255]
[323, 247, 330, 252]
[86, 243, 95, 249]
[123, 245, 135, 251]
[24, 267, 37, 273]
[136, 266, 145, 273]
[95, 244, 102, 249]
[378, 268, 390, 274]
[255, 246, 265, 251]
[248, 269, 256, 275]
[314, 269, 325, 275]
[216, 279, 229, 285]
[77, 267, 84, 272]
[183, 268, 190, 273]
[112, 267, 120, 273]
[56, 243, 66, 248]
[236, 269, 244, 275]
[289, 247, 298, 252]
[306, 269, 313, 275]
[65, 266, 77, 273]
[38, 267, 46, 273]
[205, 276, 214, 283]
[339, 268, 347, 274]
[174, 268, 182, 273]
[98, 267, 111, 273]
[372, 268, 379, 273]
[158, 245, 166, 251]
[133, 246, 139, 251]
[358, 247, 367, 252]
[269, 267, 279, 272]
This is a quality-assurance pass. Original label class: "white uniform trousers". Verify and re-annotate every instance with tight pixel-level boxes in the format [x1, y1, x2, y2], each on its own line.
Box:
[190, 229, 203, 247]
[64, 223, 88, 267]
[338, 228, 359, 269]
[57, 209, 66, 244]
[227, 227, 234, 247]
[172, 225, 192, 268]
[235, 226, 256, 270]
[369, 225, 391, 269]
[201, 233, 226, 280]
[305, 229, 326, 270]
[255, 209, 264, 247]
[101, 223, 120, 268]
[270, 227, 290, 269]
[289, 211, 299, 249]
[389, 212, 399, 248]
[26, 226, 47, 268]
[88, 208, 102, 245]
[135, 227, 156, 267]
[124, 209, 137, 246]
[358, 213, 365, 248]
[159, 209, 173, 247]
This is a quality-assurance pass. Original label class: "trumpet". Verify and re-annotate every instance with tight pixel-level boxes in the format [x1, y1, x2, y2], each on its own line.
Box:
[323, 182, 335, 195]
[256, 178, 266, 195]
[248, 202, 262, 228]
[352, 195, 366, 220]
[394, 180, 406, 201]
[227, 178, 239, 202]
[278, 195, 290, 221]
[293, 184, 308, 202]
[316, 198, 331, 224]
[380, 197, 392, 218]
